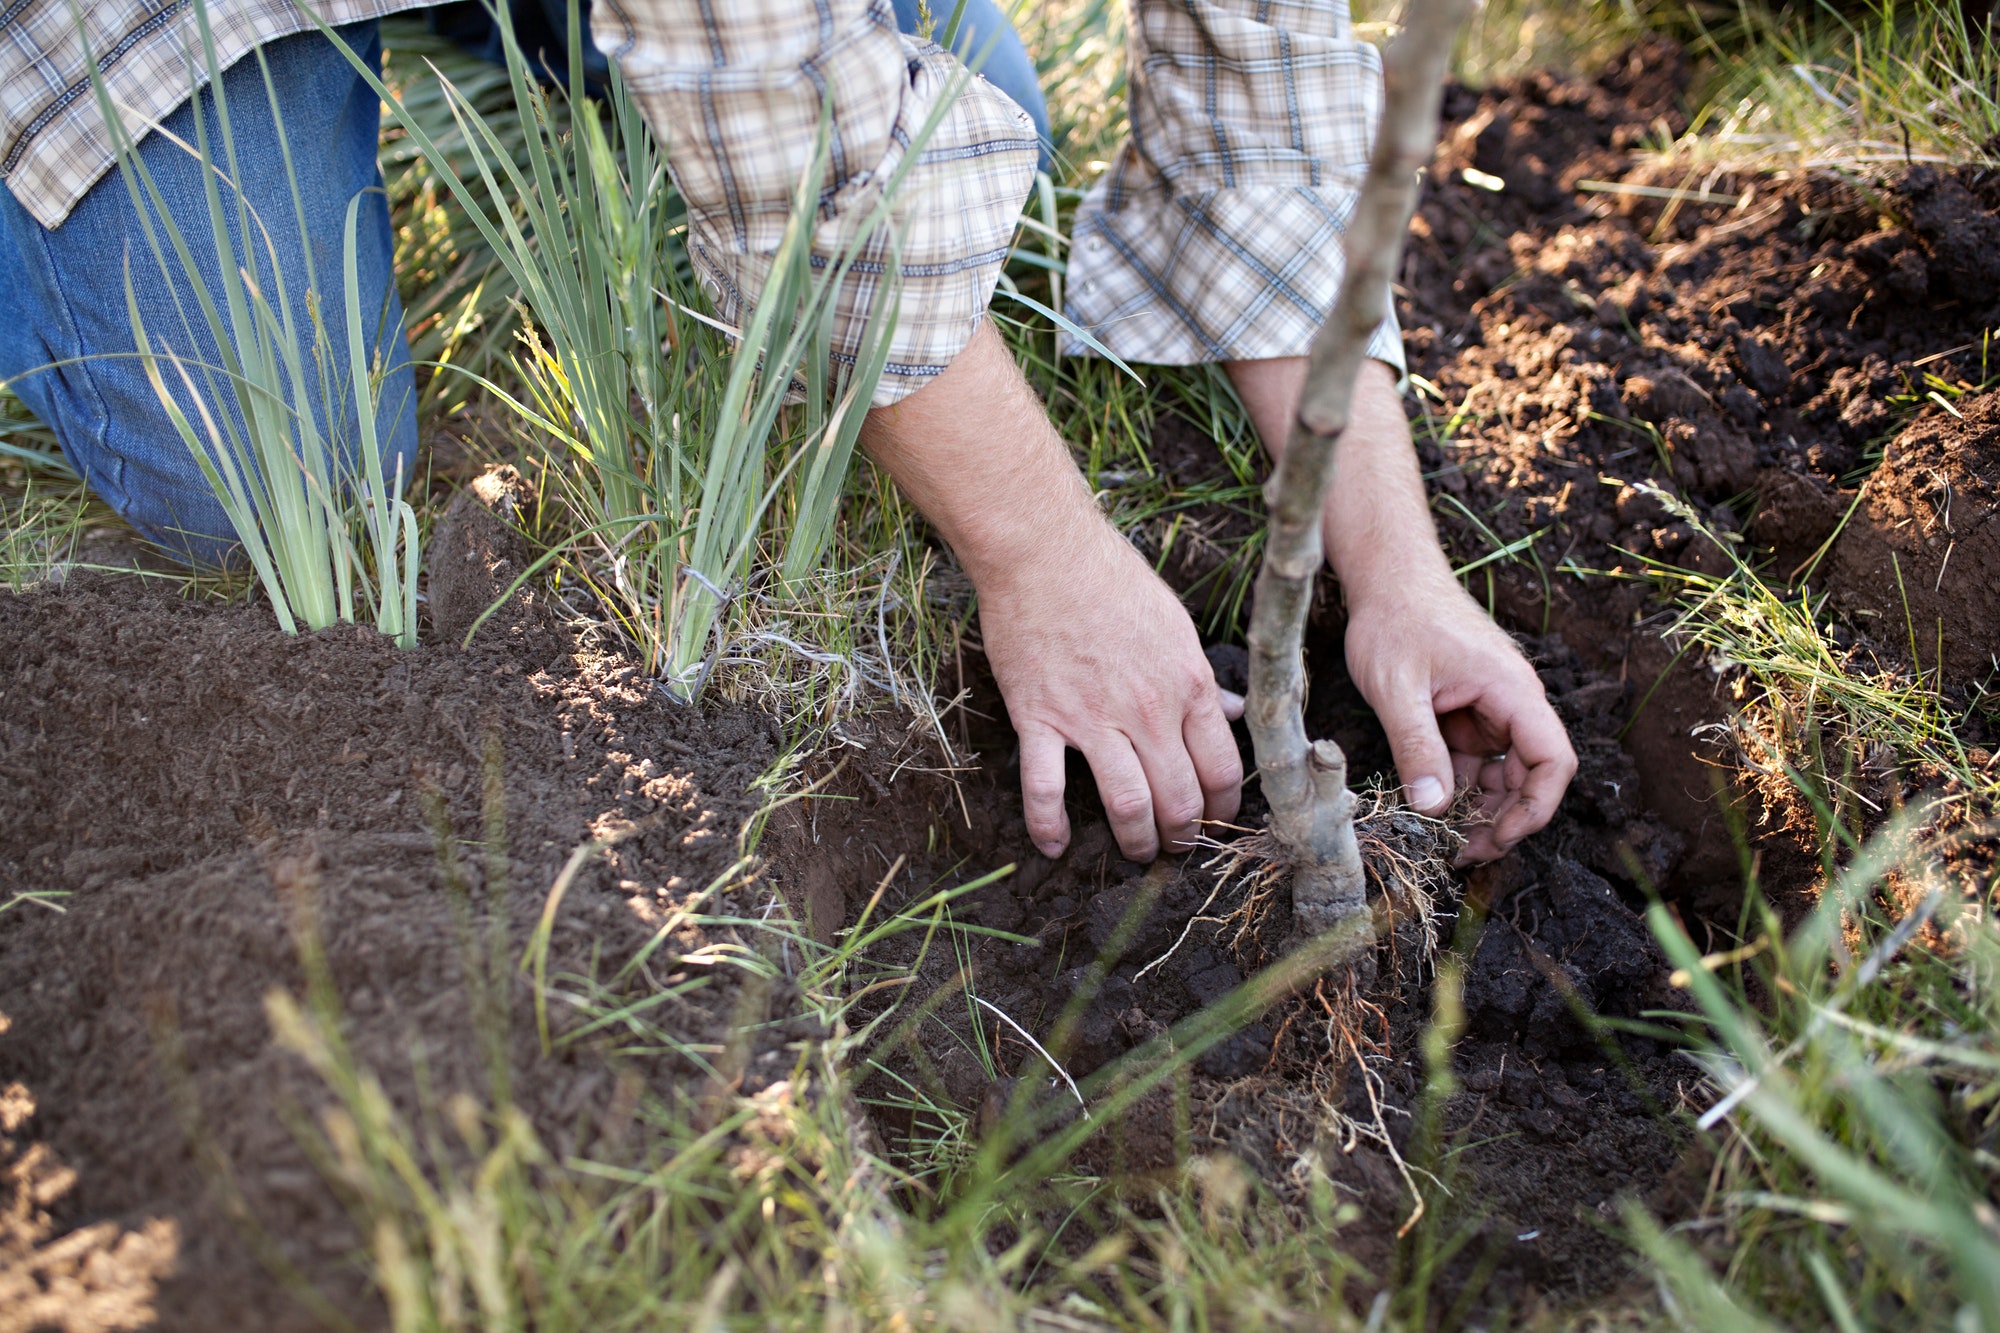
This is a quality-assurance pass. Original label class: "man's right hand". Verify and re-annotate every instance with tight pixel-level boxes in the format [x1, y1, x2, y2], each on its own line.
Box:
[977, 515, 1242, 862]
[860, 322, 1241, 861]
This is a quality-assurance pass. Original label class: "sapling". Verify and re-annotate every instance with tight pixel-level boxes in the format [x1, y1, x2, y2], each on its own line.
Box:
[1243, 0, 1474, 958]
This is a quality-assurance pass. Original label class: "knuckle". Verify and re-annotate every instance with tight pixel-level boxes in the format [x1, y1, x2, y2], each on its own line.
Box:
[1021, 776, 1065, 806]
[1102, 788, 1152, 823]
[1163, 795, 1205, 828]
[1131, 690, 1176, 733]
[1203, 757, 1245, 792]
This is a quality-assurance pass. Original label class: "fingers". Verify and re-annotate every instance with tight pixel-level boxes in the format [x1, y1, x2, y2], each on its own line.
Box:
[1085, 734, 1162, 863]
[1018, 725, 1073, 859]
[1447, 684, 1578, 865]
[1073, 686, 1241, 864]
[1182, 693, 1245, 830]
[1372, 674, 1456, 815]
[1486, 695, 1577, 849]
[1456, 823, 1509, 865]
[1127, 737, 1206, 857]
[1217, 688, 1245, 721]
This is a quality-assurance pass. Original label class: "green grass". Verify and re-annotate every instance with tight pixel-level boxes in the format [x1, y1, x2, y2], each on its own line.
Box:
[1673, 0, 2000, 171]
[86, 4, 423, 643]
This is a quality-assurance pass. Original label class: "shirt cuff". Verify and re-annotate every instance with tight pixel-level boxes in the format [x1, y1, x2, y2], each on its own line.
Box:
[1063, 176, 1406, 379]
[607, 13, 1038, 408]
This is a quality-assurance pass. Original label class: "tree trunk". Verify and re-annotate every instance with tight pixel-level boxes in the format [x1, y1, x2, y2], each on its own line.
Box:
[1243, 0, 1474, 954]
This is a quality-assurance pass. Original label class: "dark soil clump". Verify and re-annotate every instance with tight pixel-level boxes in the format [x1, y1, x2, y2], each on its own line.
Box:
[1832, 391, 2000, 689]
[0, 574, 800, 1331]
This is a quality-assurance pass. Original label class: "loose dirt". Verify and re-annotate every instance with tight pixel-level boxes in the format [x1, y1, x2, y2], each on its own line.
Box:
[1394, 42, 2000, 907]
[816, 624, 1689, 1317]
[0, 569, 803, 1331]
[1832, 390, 2000, 689]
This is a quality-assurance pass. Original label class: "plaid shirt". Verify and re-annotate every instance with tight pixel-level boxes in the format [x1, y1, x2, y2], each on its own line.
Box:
[1066, 0, 1403, 371]
[1, 0, 1397, 405]
[0, 0, 421, 231]
[596, 0, 1041, 404]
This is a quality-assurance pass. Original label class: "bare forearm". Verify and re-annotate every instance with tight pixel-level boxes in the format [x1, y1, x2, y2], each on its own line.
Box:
[859, 321, 1107, 591]
[1225, 357, 1454, 602]
[860, 320, 1242, 861]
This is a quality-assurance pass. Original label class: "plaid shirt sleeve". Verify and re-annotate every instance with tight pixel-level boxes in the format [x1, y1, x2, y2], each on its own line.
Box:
[1064, 0, 1404, 374]
[0, 0, 422, 231]
[593, 0, 1041, 407]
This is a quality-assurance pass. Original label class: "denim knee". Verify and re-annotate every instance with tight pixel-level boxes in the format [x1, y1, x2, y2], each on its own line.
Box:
[0, 21, 418, 567]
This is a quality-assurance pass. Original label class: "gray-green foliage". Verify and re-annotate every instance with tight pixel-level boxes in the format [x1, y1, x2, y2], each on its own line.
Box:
[1640, 812, 2000, 1331]
[91, 1, 419, 643]
[322, 6, 937, 698]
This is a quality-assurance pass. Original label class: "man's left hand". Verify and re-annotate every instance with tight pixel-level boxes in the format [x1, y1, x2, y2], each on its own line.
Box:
[1226, 355, 1576, 862]
[1342, 568, 1577, 862]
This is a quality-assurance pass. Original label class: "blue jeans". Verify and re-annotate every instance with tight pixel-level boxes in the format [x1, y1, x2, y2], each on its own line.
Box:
[0, 5, 1048, 565]
[0, 22, 415, 566]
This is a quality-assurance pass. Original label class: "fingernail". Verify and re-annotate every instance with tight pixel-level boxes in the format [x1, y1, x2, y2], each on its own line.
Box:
[1038, 840, 1066, 859]
[1218, 688, 1245, 719]
[1408, 776, 1446, 811]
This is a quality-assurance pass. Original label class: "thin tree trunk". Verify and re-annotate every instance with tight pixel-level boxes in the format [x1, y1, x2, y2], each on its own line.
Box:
[1243, 0, 1474, 949]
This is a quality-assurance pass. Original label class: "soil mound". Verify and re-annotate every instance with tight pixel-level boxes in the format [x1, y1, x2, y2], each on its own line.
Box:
[0, 576, 799, 1331]
[1389, 43, 2000, 898]
[1833, 391, 2000, 689]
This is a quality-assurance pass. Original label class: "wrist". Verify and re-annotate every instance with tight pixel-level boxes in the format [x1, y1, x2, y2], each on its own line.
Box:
[965, 498, 1134, 603]
[1334, 550, 1463, 618]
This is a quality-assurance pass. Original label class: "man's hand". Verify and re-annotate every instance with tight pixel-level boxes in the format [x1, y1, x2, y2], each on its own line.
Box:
[1342, 571, 1577, 861]
[1227, 356, 1577, 861]
[978, 520, 1242, 862]
[862, 322, 1242, 862]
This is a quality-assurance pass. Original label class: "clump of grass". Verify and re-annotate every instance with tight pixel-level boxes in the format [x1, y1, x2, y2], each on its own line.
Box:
[83, 2, 420, 644]
[342, 10, 962, 713]
[1668, 0, 2000, 173]
[379, 23, 567, 406]
[1608, 475, 2000, 1327]
[1637, 809, 2000, 1331]
[0, 472, 88, 592]
[1624, 481, 1993, 856]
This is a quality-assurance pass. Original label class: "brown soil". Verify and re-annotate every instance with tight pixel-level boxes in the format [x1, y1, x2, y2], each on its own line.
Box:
[0, 568, 803, 1331]
[1832, 391, 2000, 689]
[1388, 42, 2000, 907]
[817, 623, 1688, 1319]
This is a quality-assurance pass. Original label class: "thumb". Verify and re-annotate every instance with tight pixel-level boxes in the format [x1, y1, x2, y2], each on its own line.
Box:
[1374, 681, 1453, 815]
